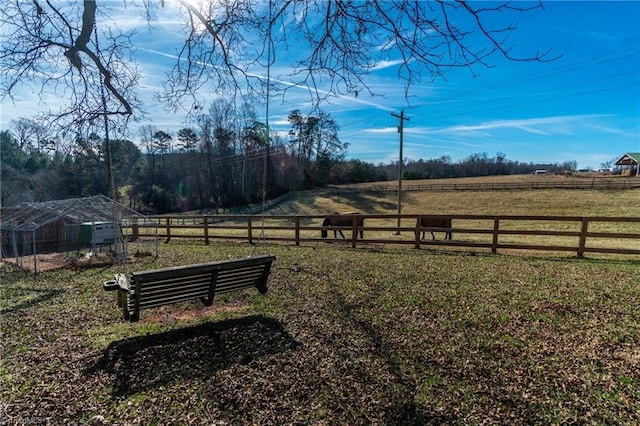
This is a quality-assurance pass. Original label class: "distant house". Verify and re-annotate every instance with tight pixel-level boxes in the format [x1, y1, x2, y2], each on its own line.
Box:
[614, 153, 640, 176]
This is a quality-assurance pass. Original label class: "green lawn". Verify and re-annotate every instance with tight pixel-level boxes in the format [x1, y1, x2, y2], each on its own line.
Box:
[2, 241, 639, 424]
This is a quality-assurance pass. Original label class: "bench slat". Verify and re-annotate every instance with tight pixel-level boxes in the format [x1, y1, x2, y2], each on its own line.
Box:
[216, 275, 265, 286]
[110, 254, 275, 322]
[137, 268, 269, 295]
[132, 255, 275, 282]
[138, 291, 209, 309]
[140, 278, 210, 294]
[216, 271, 268, 284]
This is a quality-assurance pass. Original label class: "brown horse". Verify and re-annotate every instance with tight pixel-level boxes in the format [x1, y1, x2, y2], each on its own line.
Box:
[321, 212, 364, 239]
[418, 216, 452, 240]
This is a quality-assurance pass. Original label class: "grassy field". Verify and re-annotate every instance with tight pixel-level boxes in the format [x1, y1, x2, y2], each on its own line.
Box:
[2, 178, 640, 424]
[278, 179, 640, 217]
[2, 243, 639, 424]
[192, 181, 640, 256]
[343, 173, 638, 189]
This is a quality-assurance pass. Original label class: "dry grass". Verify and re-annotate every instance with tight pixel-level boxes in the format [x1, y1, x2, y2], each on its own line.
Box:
[2, 176, 639, 424]
[282, 183, 640, 217]
[348, 172, 633, 188]
[214, 182, 640, 256]
[2, 242, 639, 424]
[140, 178, 640, 258]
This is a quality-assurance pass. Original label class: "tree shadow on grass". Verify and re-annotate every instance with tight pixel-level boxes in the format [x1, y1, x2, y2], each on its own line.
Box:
[1, 288, 65, 315]
[325, 282, 463, 425]
[85, 315, 300, 397]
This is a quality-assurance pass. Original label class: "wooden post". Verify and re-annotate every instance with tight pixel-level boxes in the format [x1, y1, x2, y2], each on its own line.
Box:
[33, 230, 38, 274]
[577, 217, 589, 258]
[132, 218, 139, 241]
[492, 217, 500, 254]
[392, 110, 409, 235]
[248, 216, 253, 245]
[295, 216, 300, 246]
[203, 215, 209, 245]
[351, 215, 357, 248]
[165, 217, 171, 243]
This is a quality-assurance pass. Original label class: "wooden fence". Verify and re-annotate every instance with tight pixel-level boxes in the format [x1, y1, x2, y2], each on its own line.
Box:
[333, 178, 640, 192]
[132, 214, 640, 257]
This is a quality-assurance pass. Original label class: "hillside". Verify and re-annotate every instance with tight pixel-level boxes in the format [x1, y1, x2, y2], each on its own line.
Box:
[266, 174, 640, 218]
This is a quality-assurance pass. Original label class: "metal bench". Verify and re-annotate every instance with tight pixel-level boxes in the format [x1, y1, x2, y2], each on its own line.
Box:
[103, 254, 275, 322]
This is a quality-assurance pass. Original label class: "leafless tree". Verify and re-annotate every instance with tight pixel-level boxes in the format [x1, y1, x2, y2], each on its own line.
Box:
[1, 1, 140, 130]
[159, 0, 558, 110]
[2, 0, 556, 128]
[10, 118, 47, 151]
[277, 0, 558, 101]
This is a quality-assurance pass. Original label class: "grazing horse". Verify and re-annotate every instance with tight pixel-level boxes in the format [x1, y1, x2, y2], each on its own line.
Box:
[418, 216, 452, 240]
[321, 212, 364, 239]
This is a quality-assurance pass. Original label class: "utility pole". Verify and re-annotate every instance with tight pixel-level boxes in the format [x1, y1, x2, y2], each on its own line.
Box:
[391, 110, 409, 234]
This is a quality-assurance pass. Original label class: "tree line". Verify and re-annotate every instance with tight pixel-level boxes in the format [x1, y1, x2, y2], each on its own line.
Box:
[1, 102, 384, 212]
[2, 105, 580, 213]
[379, 153, 577, 181]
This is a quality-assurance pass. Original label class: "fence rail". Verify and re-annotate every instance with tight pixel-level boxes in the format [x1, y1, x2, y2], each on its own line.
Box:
[133, 214, 640, 258]
[332, 178, 640, 192]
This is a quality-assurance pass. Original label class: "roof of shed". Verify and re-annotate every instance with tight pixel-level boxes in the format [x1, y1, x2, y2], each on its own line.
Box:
[614, 152, 640, 166]
[0, 195, 153, 232]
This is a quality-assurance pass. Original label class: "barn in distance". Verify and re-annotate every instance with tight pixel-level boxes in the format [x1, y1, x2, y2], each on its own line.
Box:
[614, 152, 640, 176]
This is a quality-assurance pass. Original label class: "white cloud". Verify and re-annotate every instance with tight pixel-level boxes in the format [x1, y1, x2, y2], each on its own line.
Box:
[428, 115, 610, 137]
[362, 127, 397, 134]
[370, 59, 406, 71]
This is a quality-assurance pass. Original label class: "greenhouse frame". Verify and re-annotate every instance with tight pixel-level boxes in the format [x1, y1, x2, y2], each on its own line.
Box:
[1, 195, 158, 273]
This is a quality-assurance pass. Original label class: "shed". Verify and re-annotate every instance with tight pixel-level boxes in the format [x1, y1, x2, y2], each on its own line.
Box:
[0, 195, 158, 273]
[614, 152, 640, 176]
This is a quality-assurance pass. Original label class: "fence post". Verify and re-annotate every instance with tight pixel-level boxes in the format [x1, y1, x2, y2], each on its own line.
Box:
[577, 217, 589, 258]
[203, 215, 209, 245]
[351, 215, 358, 248]
[492, 217, 500, 254]
[132, 218, 139, 241]
[165, 217, 171, 243]
[32, 230, 38, 274]
[295, 216, 300, 246]
[248, 216, 253, 245]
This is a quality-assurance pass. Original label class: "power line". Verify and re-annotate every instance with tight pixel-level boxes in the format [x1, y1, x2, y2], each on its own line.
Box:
[429, 82, 640, 122]
[334, 48, 639, 139]
[136, 147, 287, 178]
[425, 74, 639, 122]
[427, 46, 639, 105]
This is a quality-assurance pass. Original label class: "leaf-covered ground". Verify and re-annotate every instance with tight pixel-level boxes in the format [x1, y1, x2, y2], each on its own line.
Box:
[2, 242, 639, 425]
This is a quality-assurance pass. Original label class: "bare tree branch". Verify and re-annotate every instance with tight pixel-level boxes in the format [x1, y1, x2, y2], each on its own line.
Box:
[1, 0, 558, 131]
[1, 0, 137, 133]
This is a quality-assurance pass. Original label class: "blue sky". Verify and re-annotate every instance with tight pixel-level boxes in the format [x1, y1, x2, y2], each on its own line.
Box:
[2, 1, 639, 169]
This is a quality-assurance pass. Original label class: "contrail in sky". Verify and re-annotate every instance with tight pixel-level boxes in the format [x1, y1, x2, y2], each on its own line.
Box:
[137, 47, 395, 113]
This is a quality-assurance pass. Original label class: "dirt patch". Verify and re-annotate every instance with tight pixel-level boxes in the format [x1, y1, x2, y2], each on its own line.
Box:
[141, 302, 250, 324]
[2, 250, 150, 273]
[2, 252, 77, 272]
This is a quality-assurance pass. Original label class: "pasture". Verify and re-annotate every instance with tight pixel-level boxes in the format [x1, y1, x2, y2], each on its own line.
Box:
[146, 184, 640, 258]
[2, 181, 639, 424]
[283, 182, 640, 218]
